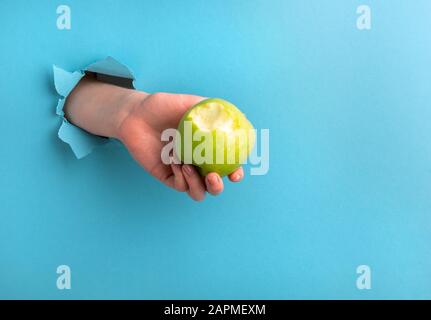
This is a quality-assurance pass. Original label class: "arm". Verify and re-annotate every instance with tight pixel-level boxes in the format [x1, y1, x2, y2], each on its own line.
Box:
[64, 77, 145, 139]
[64, 77, 244, 201]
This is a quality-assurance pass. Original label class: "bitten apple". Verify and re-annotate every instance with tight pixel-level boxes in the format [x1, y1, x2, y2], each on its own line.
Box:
[175, 98, 255, 176]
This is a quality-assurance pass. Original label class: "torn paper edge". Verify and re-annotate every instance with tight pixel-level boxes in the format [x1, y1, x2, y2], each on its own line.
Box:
[53, 57, 135, 159]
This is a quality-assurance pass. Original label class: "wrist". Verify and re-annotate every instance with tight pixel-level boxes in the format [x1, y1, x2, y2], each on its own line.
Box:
[115, 90, 149, 141]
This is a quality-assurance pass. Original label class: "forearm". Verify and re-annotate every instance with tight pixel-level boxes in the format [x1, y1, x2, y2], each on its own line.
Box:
[64, 77, 148, 139]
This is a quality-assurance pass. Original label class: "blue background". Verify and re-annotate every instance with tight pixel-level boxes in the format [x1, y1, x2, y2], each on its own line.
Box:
[1, 0, 430, 299]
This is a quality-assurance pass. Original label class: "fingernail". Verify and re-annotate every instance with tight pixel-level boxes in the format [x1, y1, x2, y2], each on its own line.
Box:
[183, 165, 193, 176]
[207, 174, 218, 186]
[232, 173, 241, 181]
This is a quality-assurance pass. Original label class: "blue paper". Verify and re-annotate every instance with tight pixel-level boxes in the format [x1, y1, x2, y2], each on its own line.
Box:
[53, 56, 135, 159]
[86, 56, 135, 80]
[2, 0, 431, 300]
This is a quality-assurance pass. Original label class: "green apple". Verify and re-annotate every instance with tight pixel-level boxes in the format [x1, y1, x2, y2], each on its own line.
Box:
[175, 98, 255, 177]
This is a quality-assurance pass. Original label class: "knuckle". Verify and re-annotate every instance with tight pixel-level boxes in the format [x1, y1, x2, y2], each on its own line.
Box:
[149, 92, 168, 103]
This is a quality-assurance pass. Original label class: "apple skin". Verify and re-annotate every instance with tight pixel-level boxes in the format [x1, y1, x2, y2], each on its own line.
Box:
[175, 98, 255, 177]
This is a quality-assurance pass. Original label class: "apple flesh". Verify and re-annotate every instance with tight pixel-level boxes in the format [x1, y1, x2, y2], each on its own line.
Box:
[175, 98, 255, 177]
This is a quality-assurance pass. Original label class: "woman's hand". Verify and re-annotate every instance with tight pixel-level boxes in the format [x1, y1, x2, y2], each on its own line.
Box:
[118, 92, 244, 201]
[64, 77, 244, 201]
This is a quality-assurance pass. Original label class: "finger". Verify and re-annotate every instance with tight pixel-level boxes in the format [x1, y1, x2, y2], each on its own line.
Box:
[177, 94, 207, 111]
[157, 92, 206, 120]
[228, 167, 244, 182]
[171, 164, 188, 192]
[182, 165, 206, 201]
[205, 172, 224, 196]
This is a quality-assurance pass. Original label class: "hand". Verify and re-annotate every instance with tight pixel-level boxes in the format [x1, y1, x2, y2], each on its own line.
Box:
[65, 77, 244, 201]
[117, 92, 244, 201]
